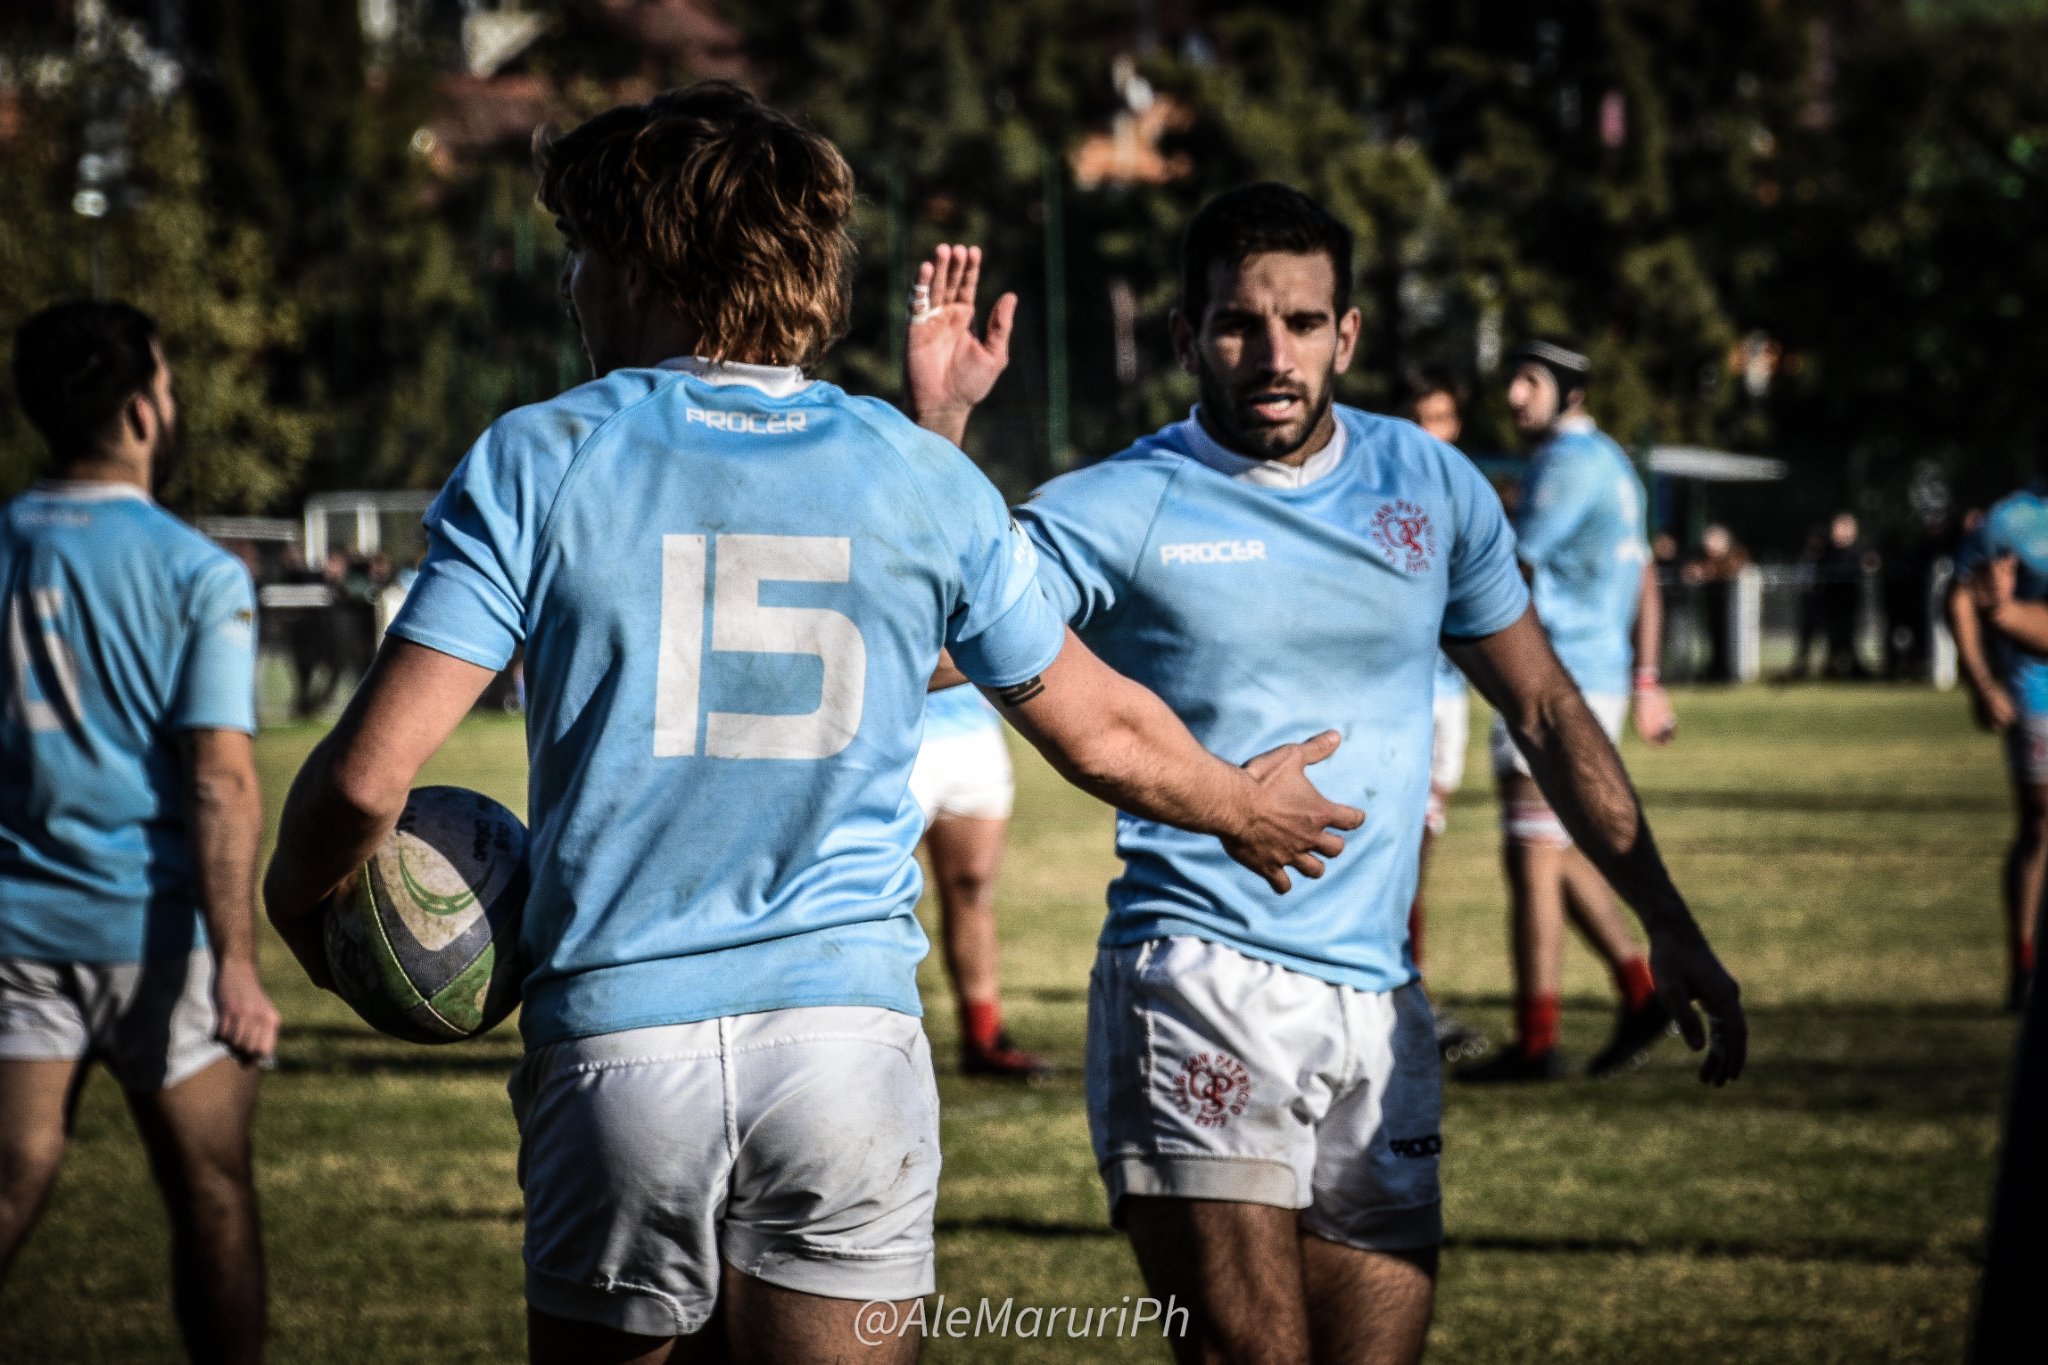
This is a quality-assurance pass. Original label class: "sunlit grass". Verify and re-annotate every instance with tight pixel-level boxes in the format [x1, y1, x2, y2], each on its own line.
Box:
[0, 687, 2009, 1361]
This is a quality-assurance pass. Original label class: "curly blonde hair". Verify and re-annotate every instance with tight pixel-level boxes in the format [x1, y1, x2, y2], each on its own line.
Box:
[538, 81, 855, 368]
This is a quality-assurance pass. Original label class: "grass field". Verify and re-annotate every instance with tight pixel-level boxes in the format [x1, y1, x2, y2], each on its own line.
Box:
[0, 684, 2015, 1362]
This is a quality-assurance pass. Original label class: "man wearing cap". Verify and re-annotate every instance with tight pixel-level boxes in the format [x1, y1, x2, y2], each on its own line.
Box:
[1459, 339, 1681, 1082]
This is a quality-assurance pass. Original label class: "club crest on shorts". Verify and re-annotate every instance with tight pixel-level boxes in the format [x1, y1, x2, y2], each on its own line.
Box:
[1171, 1051, 1251, 1128]
[1369, 500, 1437, 574]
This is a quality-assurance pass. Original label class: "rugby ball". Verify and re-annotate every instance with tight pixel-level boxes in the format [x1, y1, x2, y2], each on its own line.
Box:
[324, 786, 529, 1044]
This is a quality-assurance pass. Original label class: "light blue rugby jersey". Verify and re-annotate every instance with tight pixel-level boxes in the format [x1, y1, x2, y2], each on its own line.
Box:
[0, 483, 256, 962]
[387, 359, 1065, 1048]
[923, 681, 1000, 740]
[1514, 415, 1650, 697]
[1016, 406, 1528, 992]
[1432, 651, 1467, 702]
[1956, 488, 2048, 713]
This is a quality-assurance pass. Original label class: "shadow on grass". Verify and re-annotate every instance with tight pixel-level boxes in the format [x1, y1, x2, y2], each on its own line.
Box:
[1443, 1232, 1980, 1266]
[1443, 787, 2005, 817]
[1429, 994, 2012, 1021]
[934, 1219, 1978, 1267]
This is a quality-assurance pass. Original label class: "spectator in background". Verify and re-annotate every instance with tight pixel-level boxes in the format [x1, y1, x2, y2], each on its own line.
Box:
[1683, 524, 1751, 683]
[284, 551, 346, 718]
[1881, 514, 1953, 681]
[1816, 512, 1876, 679]
[1786, 522, 1828, 680]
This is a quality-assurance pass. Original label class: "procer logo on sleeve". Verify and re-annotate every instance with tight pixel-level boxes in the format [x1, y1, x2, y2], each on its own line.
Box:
[1159, 539, 1266, 566]
[685, 408, 810, 435]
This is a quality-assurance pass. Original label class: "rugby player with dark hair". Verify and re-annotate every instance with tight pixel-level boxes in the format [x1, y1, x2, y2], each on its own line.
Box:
[910, 184, 1744, 1364]
[1, 300, 278, 1364]
[1458, 340, 1682, 1083]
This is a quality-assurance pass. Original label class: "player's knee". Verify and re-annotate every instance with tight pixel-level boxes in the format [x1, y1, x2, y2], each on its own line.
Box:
[938, 866, 997, 907]
[1501, 800, 1571, 850]
[0, 1131, 66, 1202]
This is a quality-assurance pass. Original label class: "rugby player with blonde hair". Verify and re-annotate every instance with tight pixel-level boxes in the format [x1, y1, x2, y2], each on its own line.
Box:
[265, 83, 1360, 1363]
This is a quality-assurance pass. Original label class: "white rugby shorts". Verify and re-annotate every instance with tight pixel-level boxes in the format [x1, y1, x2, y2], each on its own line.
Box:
[1430, 691, 1471, 805]
[1085, 936, 1444, 1251]
[2008, 712, 2048, 786]
[1490, 691, 1629, 781]
[510, 1006, 940, 1337]
[0, 949, 231, 1091]
[909, 724, 1015, 824]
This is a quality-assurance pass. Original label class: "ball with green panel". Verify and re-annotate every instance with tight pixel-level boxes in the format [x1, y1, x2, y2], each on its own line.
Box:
[323, 785, 529, 1043]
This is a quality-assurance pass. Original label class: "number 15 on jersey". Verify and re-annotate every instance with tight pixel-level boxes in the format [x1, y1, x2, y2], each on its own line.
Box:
[653, 534, 868, 762]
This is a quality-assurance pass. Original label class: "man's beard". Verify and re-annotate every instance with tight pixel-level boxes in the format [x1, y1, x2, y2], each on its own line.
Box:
[1194, 361, 1334, 462]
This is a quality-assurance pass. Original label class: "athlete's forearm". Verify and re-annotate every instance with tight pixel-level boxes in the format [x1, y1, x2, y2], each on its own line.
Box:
[1511, 685, 1688, 929]
[989, 636, 1254, 840]
[263, 640, 495, 981]
[1633, 559, 1662, 677]
[185, 730, 265, 966]
[264, 730, 407, 933]
[1987, 599, 2048, 654]
[1949, 585, 2002, 695]
[1451, 610, 1690, 932]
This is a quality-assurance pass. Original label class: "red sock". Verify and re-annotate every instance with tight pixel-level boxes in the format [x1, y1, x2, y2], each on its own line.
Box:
[1516, 994, 1560, 1057]
[962, 999, 1002, 1052]
[1408, 900, 1426, 973]
[2019, 938, 2037, 978]
[1616, 955, 1657, 1011]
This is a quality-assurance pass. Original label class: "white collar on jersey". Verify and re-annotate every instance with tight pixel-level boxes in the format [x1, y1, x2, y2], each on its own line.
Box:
[658, 355, 812, 397]
[1554, 412, 1597, 436]
[1176, 407, 1347, 490]
[33, 479, 152, 503]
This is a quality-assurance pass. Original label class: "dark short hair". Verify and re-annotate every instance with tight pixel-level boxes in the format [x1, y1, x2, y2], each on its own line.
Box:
[1400, 363, 1469, 412]
[1179, 183, 1353, 323]
[538, 80, 855, 368]
[12, 300, 161, 457]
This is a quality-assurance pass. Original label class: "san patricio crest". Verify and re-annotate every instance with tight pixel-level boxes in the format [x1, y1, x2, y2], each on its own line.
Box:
[1369, 500, 1438, 574]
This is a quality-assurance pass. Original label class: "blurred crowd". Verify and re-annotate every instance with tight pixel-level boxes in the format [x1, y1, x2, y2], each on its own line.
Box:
[270, 549, 414, 719]
[1653, 509, 1968, 685]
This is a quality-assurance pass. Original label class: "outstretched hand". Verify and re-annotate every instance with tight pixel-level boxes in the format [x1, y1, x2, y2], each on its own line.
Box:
[905, 244, 1016, 444]
[1223, 730, 1366, 894]
[1648, 921, 1747, 1086]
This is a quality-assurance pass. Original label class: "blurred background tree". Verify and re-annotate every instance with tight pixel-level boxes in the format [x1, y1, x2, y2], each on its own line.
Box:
[0, 0, 2041, 543]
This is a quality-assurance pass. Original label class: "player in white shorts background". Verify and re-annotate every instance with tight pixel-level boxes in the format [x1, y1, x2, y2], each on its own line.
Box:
[907, 188, 1745, 1365]
[262, 85, 1361, 1365]
[1460, 340, 1682, 1084]
[911, 683, 1049, 1078]
[1, 302, 281, 1364]
[1396, 367, 1485, 1063]
[1949, 490, 2048, 1008]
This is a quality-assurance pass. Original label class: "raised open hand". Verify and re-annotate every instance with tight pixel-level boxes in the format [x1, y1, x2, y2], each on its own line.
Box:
[905, 244, 1016, 444]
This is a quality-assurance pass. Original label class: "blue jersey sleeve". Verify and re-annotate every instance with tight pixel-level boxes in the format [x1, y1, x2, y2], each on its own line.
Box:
[1514, 444, 1607, 568]
[389, 410, 568, 671]
[171, 557, 257, 732]
[1442, 451, 1531, 639]
[937, 453, 1066, 688]
[1015, 460, 1176, 630]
